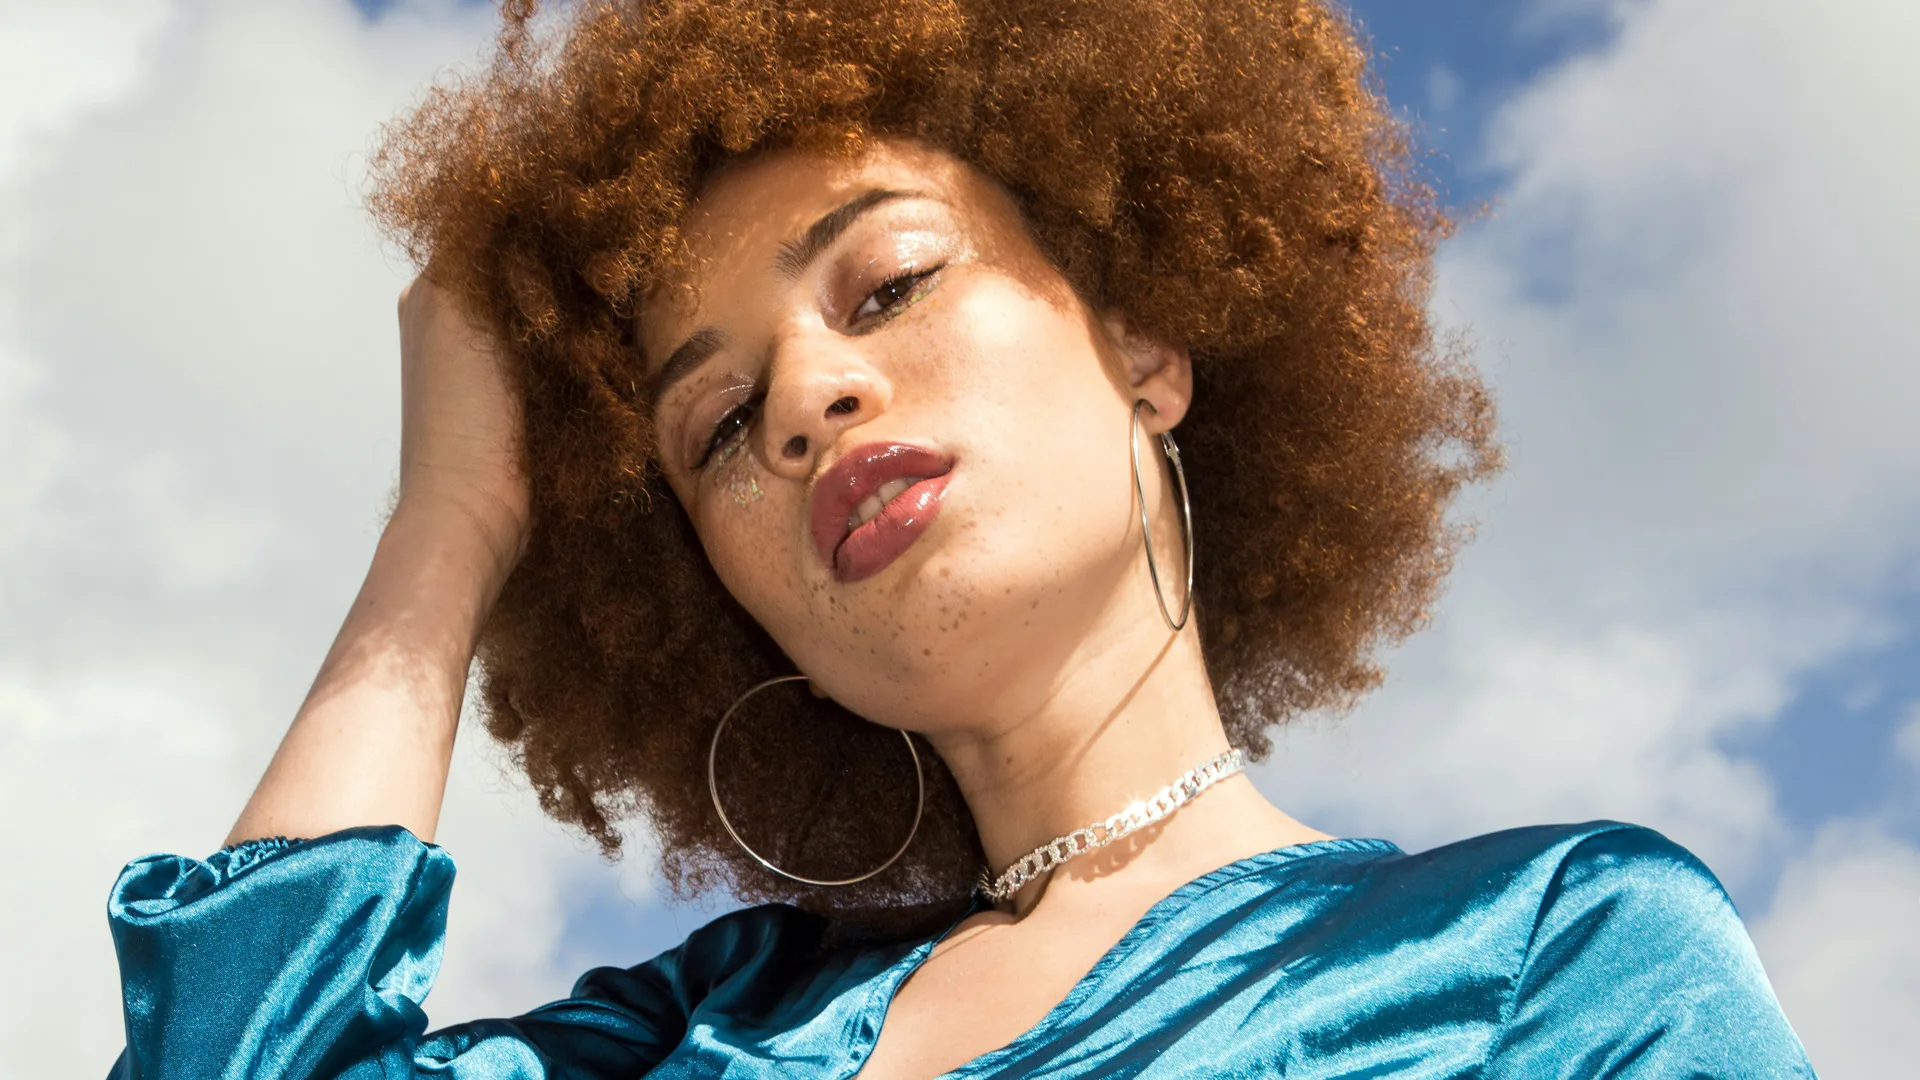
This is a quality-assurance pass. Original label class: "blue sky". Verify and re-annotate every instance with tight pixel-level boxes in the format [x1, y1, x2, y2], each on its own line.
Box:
[1349, 0, 1619, 204]
[1734, 594, 1920, 839]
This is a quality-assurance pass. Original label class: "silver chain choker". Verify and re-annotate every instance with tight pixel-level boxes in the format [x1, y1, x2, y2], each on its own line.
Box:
[979, 748, 1248, 905]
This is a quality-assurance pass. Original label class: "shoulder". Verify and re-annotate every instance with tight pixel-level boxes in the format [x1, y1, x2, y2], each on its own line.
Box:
[1377, 821, 1762, 985]
[1173, 824, 1687, 951]
[1385, 819, 1700, 889]
[1513, 821, 1738, 951]
[1404, 821, 1741, 967]
[570, 903, 826, 1013]
[414, 905, 836, 1073]
[1299, 821, 1712, 938]
[1398, 823, 1816, 1077]
[1356, 820, 1729, 938]
[1471, 822, 1759, 996]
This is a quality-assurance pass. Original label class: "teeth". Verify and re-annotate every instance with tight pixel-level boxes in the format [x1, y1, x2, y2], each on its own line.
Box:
[847, 476, 925, 533]
[877, 476, 915, 504]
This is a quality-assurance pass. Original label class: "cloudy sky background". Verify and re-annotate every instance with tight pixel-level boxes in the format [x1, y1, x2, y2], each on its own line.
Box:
[1, 0, 1914, 1076]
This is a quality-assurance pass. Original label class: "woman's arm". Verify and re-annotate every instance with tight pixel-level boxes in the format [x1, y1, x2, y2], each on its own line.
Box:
[225, 278, 530, 846]
[106, 287, 708, 1074]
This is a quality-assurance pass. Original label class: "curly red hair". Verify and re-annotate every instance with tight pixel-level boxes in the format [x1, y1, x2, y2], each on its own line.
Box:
[370, 0, 1498, 934]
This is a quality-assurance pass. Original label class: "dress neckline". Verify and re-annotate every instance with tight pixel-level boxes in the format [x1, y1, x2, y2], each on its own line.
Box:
[850, 835, 1401, 1079]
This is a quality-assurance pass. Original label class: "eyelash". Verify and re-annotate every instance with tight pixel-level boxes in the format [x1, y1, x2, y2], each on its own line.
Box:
[695, 396, 760, 470]
[851, 264, 943, 326]
[691, 264, 945, 470]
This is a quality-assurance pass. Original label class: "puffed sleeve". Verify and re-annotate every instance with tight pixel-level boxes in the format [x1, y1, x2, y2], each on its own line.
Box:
[1484, 826, 1817, 1079]
[106, 826, 686, 1079]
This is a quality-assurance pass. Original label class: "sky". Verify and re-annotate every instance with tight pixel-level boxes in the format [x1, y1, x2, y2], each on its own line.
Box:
[1, 1, 1916, 1076]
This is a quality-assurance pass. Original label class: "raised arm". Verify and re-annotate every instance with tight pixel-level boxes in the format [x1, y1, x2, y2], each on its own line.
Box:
[225, 278, 529, 846]
[107, 281, 701, 1080]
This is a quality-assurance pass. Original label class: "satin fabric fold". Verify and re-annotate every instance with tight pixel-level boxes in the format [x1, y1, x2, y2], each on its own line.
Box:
[106, 821, 1815, 1078]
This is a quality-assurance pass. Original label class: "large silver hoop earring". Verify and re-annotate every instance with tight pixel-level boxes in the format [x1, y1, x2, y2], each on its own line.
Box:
[706, 674, 926, 887]
[1131, 399, 1195, 632]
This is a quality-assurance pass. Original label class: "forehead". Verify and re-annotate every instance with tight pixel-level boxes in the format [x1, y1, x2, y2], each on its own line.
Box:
[685, 139, 989, 260]
[638, 140, 1024, 364]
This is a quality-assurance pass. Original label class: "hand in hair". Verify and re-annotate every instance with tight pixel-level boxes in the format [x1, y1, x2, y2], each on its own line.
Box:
[395, 276, 531, 569]
[223, 278, 526, 847]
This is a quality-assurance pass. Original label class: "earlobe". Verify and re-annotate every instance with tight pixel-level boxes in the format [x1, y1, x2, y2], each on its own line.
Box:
[1135, 346, 1193, 434]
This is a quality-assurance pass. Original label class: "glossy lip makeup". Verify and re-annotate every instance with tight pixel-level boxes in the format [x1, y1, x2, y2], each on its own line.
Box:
[809, 442, 954, 583]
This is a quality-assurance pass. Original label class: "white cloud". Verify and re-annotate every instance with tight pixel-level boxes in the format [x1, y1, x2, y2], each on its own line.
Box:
[0, 2, 626, 1074]
[1267, 618, 1802, 883]
[0, 664, 243, 1064]
[1753, 824, 1920, 1079]
[1897, 703, 1920, 770]
[1425, 65, 1463, 116]
[1263, 0, 1920, 1072]
[0, 0, 175, 179]
[0, 0, 173, 588]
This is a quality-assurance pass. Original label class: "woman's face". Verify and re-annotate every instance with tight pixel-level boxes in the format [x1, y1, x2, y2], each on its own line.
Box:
[643, 139, 1189, 736]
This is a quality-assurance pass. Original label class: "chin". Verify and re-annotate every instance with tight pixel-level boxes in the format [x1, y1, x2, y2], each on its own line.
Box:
[773, 506, 1107, 726]
[898, 559, 1092, 718]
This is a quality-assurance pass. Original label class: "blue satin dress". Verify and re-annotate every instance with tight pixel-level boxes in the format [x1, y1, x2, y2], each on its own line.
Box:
[106, 821, 1815, 1078]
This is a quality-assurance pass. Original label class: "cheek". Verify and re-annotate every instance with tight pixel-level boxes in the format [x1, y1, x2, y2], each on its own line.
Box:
[939, 283, 1128, 484]
[915, 276, 1115, 408]
[693, 455, 808, 628]
[914, 284, 1138, 590]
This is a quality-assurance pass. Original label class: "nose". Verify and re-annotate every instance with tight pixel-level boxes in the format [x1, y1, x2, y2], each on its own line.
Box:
[758, 335, 891, 480]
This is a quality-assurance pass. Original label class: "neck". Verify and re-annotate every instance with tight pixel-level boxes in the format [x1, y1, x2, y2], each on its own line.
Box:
[925, 605, 1239, 879]
[911, 419, 1327, 911]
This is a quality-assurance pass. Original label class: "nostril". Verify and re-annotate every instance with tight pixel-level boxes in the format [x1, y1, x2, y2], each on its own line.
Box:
[782, 434, 809, 459]
[826, 396, 859, 417]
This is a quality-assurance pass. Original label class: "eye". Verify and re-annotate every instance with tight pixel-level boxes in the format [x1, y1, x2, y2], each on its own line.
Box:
[852, 265, 943, 324]
[695, 398, 759, 469]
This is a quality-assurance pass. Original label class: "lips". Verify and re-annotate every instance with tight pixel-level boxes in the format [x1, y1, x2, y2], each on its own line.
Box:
[809, 442, 954, 582]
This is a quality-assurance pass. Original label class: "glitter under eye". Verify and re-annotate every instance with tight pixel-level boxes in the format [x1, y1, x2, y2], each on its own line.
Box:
[704, 423, 763, 507]
[730, 474, 764, 507]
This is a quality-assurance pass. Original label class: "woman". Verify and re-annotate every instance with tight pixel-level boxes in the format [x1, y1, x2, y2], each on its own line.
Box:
[106, 0, 1814, 1076]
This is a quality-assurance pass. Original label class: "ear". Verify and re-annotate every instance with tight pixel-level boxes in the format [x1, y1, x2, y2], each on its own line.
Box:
[1099, 309, 1193, 434]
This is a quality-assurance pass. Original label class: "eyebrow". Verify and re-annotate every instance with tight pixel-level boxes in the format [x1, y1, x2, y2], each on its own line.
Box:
[772, 187, 918, 281]
[648, 187, 921, 407]
[648, 325, 728, 408]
